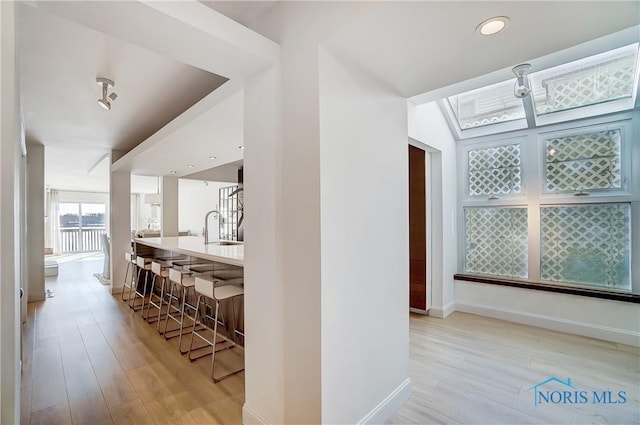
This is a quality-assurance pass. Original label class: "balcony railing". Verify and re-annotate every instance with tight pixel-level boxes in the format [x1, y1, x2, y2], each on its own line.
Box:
[59, 227, 106, 253]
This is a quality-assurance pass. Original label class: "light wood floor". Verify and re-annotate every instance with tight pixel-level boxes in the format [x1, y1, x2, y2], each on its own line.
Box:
[391, 312, 640, 425]
[22, 256, 639, 424]
[21, 255, 244, 425]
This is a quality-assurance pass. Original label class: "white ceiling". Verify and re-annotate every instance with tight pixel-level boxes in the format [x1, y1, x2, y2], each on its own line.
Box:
[18, 3, 227, 191]
[23, 1, 640, 192]
[199, 1, 279, 29]
[324, 2, 640, 99]
[111, 81, 245, 178]
[184, 160, 243, 183]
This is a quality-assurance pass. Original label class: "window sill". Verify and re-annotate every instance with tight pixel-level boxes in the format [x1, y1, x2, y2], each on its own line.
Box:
[454, 274, 640, 304]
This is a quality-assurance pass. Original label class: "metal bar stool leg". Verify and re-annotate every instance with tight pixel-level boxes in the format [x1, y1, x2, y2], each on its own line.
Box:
[121, 253, 132, 302]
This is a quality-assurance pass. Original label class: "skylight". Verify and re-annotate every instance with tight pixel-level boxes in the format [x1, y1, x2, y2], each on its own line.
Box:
[530, 44, 639, 117]
[442, 43, 640, 139]
[447, 80, 525, 130]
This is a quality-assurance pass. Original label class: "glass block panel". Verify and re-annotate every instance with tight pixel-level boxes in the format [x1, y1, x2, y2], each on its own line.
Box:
[530, 43, 639, 116]
[545, 129, 622, 192]
[448, 80, 526, 129]
[468, 144, 522, 196]
[464, 207, 528, 278]
[540, 204, 631, 289]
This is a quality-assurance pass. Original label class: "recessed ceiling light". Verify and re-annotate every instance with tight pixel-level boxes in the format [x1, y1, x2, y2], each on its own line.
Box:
[169, 171, 177, 174]
[476, 16, 509, 36]
[238, 146, 244, 150]
[187, 164, 194, 168]
[209, 156, 217, 160]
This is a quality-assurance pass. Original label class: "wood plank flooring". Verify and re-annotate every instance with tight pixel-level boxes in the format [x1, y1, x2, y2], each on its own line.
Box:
[391, 312, 640, 425]
[21, 254, 244, 425]
[22, 255, 639, 424]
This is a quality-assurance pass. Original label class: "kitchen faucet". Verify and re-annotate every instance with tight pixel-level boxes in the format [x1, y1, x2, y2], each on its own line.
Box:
[204, 210, 220, 244]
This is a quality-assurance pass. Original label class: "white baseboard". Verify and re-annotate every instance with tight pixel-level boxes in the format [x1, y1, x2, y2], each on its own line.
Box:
[242, 404, 269, 425]
[456, 302, 640, 347]
[428, 302, 455, 319]
[357, 378, 411, 425]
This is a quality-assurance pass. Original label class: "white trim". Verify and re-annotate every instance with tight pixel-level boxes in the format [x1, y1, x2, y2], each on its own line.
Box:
[456, 302, 640, 347]
[357, 378, 412, 425]
[459, 135, 529, 204]
[242, 404, 269, 425]
[428, 301, 456, 319]
[538, 118, 633, 199]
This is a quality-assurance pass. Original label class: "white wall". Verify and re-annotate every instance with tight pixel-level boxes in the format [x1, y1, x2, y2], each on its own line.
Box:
[0, 1, 21, 421]
[26, 143, 45, 302]
[161, 176, 178, 237]
[243, 3, 410, 424]
[408, 101, 458, 317]
[178, 178, 231, 236]
[242, 66, 284, 425]
[319, 48, 410, 424]
[109, 151, 130, 295]
[455, 280, 640, 346]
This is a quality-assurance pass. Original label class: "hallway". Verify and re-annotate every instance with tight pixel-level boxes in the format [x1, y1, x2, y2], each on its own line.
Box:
[21, 256, 244, 425]
[21, 256, 639, 424]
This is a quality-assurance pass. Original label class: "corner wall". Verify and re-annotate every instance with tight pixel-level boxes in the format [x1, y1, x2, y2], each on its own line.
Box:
[109, 151, 131, 295]
[0, 1, 21, 421]
[319, 48, 410, 424]
[26, 144, 45, 302]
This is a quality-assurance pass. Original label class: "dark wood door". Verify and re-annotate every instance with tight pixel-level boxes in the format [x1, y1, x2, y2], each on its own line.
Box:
[409, 145, 426, 310]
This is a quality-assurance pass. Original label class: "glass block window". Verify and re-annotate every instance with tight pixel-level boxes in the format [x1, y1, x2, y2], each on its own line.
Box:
[530, 43, 639, 116]
[448, 80, 525, 129]
[540, 204, 631, 290]
[544, 129, 622, 192]
[468, 144, 522, 196]
[464, 207, 528, 278]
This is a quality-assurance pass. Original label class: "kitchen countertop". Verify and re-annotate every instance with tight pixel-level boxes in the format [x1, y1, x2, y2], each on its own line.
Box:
[133, 236, 244, 267]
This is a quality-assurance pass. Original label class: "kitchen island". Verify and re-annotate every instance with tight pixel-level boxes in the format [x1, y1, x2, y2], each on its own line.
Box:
[133, 236, 244, 267]
[133, 235, 245, 343]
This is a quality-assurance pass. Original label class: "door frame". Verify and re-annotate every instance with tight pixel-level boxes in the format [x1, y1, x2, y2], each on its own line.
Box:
[409, 139, 441, 314]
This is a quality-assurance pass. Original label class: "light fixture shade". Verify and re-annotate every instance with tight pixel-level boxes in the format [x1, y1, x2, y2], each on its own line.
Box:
[144, 193, 161, 205]
[97, 99, 111, 110]
[512, 63, 532, 98]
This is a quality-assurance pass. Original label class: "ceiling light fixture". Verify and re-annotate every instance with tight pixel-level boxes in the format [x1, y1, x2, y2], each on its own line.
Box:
[187, 164, 194, 168]
[96, 77, 118, 110]
[209, 156, 217, 160]
[238, 145, 244, 150]
[476, 16, 509, 36]
[512, 63, 532, 98]
[169, 171, 177, 174]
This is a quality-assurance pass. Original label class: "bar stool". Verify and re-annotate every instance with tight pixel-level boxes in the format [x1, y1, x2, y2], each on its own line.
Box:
[188, 276, 244, 382]
[144, 261, 171, 323]
[121, 251, 136, 302]
[130, 256, 152, 311]
[162, 268, 197, 353]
